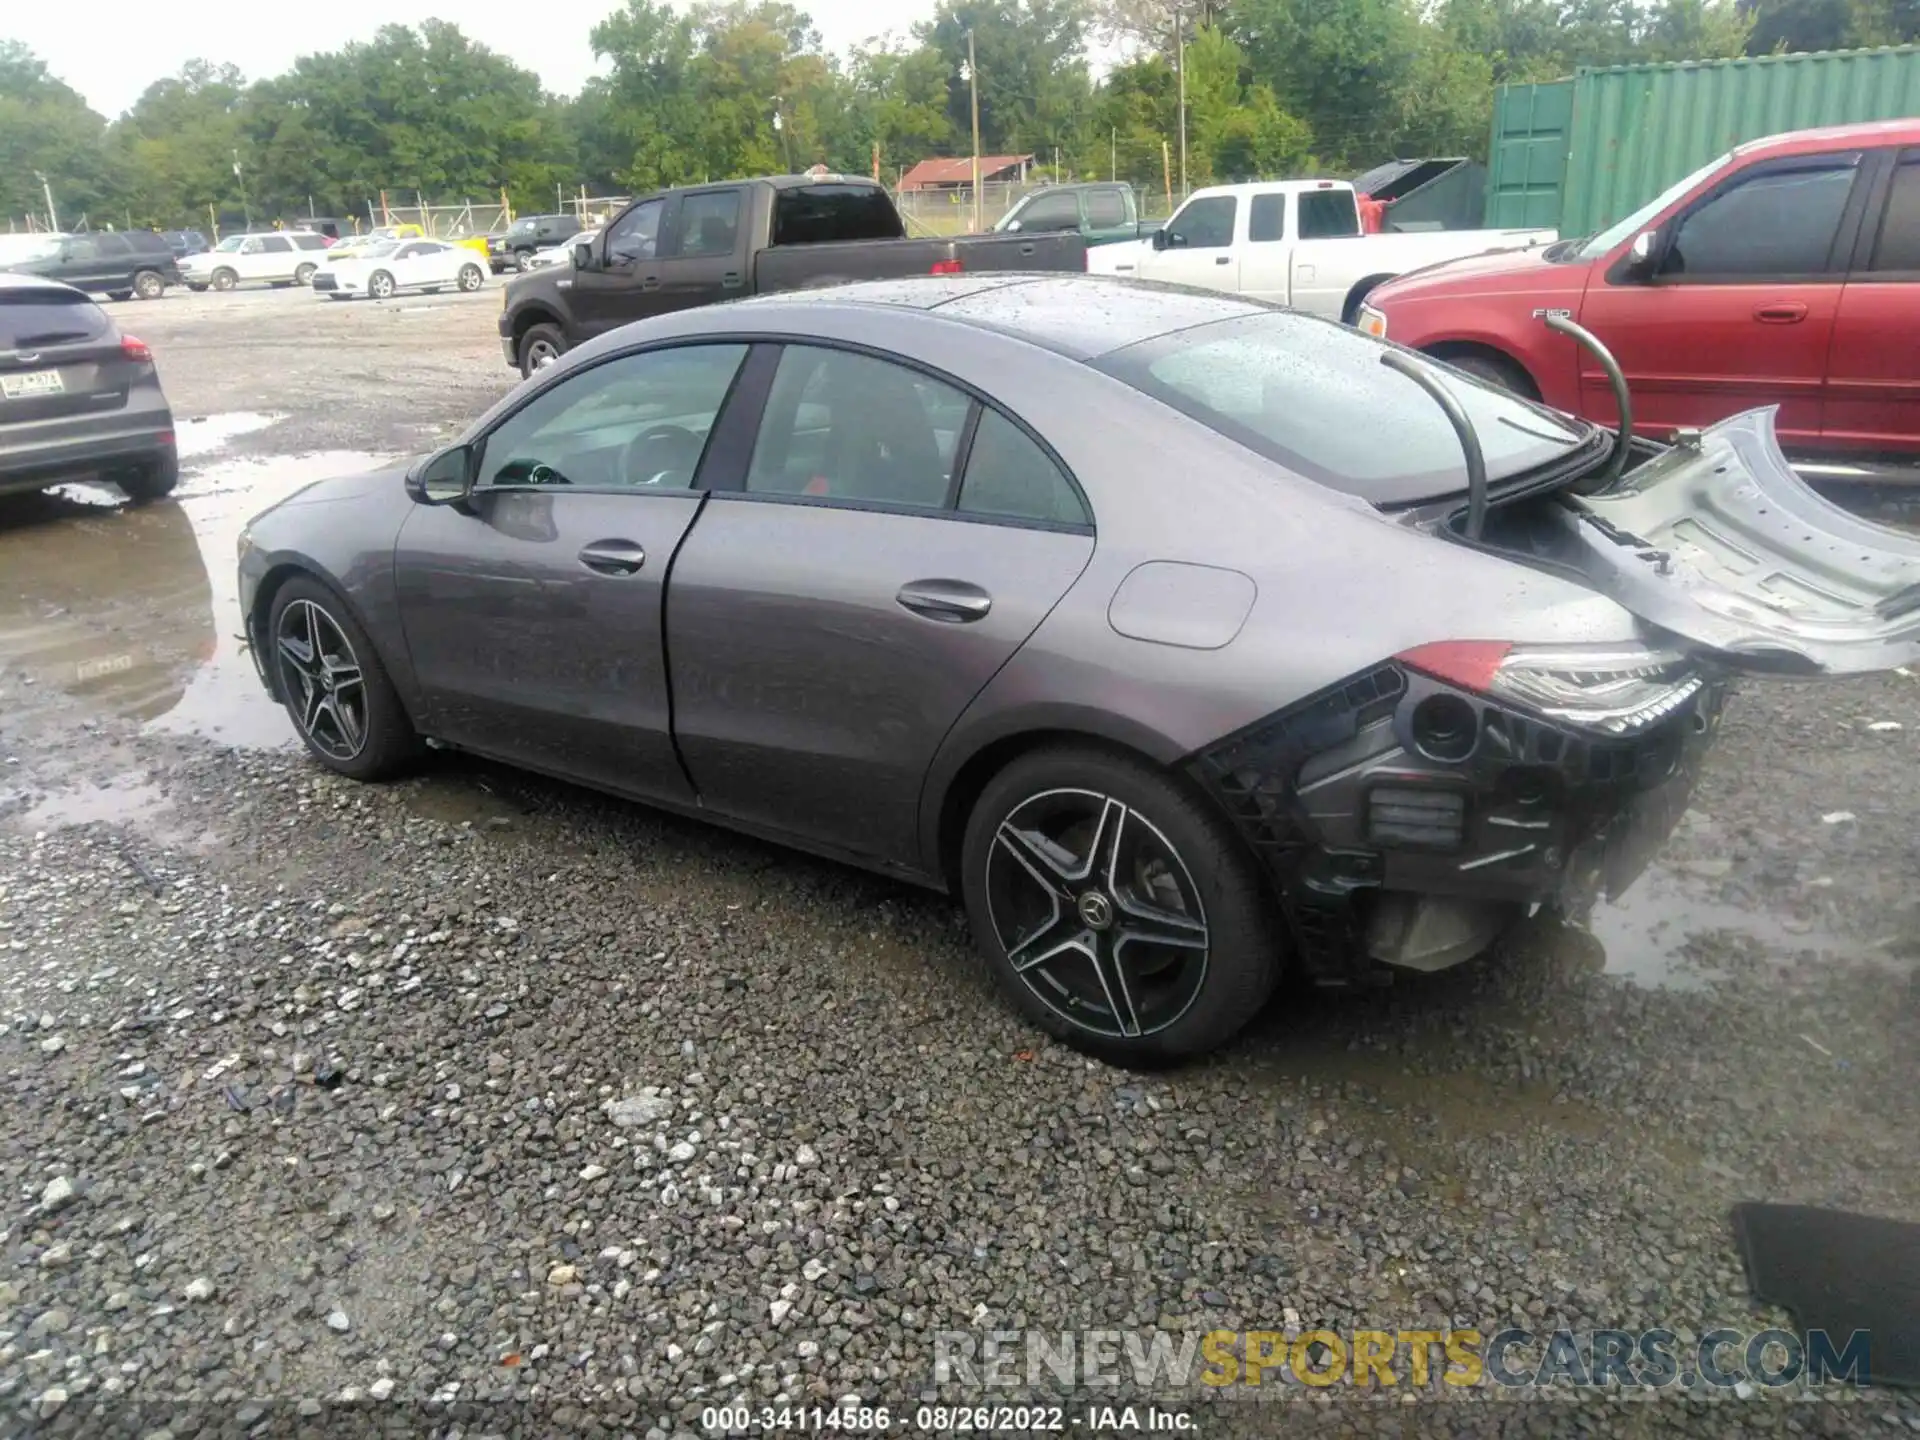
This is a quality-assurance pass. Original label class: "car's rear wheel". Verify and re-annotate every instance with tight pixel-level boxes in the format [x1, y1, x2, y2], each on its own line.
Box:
[457, 263, 483, 292]
[106, 289, 133, 302]
[132, 269, 165, 300]
[116, 454, 179, 505]
[960, 746, 1283, 1066]
[512, 247, 535, 271]
[294, 262, 317, 285]
[210, 268, 238, 292]
[267, 578, 420, 782]
[516, 323, 565, 378]
[186, 282, 207, 293]
[368, 270, 396, 300]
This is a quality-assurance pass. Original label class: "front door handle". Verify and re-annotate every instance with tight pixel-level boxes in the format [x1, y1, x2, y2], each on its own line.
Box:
[578, 540, 646, 576]
[896, 579, 992, 623]
[1754, 303, 1808, 324]
[721, 271, 743, 288]
[640, 275, 661, 292]
[1214, 255, 1231, 265]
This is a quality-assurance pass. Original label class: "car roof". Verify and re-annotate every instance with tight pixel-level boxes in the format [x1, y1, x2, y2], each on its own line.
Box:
[731, 274, 1271, 361]
[1737, 118, 1920, 159]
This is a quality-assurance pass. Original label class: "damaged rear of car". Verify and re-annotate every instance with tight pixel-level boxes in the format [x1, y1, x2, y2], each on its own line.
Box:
[1097, 307, 1917, 983]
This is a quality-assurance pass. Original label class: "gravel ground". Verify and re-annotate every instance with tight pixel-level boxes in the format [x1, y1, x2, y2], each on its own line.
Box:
[0, 287, 1916, 1438]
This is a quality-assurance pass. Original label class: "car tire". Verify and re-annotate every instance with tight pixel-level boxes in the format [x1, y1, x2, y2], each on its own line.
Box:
[368, 270, 396, 300]
[186, 282, 207, 293]
[132, 269, 165, 300]
[326, 294, 349, 301]
[516, 322, 566, 378]
[106, 289, 133, 302]
[960, 745, 1283, 1066]
[210, 268, 238, 292]
[457, 263, 483, 292]
[1432, 349, 1539, 400]
[294, 262, 317, 285]
[512, 247, 536, 271]
[266, 577, 421, 783]
[116, 453, 179, 505]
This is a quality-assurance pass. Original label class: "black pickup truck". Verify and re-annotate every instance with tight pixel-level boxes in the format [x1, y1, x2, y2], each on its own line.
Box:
[498, 175, 1087, 376]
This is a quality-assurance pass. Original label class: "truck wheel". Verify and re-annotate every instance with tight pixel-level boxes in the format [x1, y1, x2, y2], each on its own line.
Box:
[107, 289, 133, 303]
[132, 269, 166, 300]
[1430, 348, 1540, 401]
[210, 268, 238, 292]
[517, 323, 565, 378]
[295, 262, 318, 285]
[512, 248, 535, 271]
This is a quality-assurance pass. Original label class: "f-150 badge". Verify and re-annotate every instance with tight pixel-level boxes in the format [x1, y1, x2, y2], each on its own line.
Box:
[1532, 307, 1573, 320]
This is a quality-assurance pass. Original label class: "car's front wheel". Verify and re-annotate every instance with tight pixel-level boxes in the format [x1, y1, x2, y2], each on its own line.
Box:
[367, 270, 396, 300]
[210, 268, 238, 292]
[960, 746, 1283, 1066]
[267, 577, 420, 781]
[457, 263, 483, 292]
[516, 322, 566, 378]
[294, 262, 317, 285]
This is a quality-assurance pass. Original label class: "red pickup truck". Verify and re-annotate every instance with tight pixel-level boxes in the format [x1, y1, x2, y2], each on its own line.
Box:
[1359, 120, 1920, 457]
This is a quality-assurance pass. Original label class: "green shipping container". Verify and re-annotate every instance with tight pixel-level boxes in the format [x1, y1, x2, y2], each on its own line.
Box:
[1485, 44, 1920, 235]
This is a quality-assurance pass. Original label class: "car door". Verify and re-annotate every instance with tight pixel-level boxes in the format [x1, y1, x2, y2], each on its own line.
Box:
[1823, 148, 1920, 451]
[1287, 187, 1366, 317]
[652, 186, 748, 315]
[1575, 151, 1869, 445]
[1236, 192, 1292, 306]
[666, 342, 1096, 868]
[53, 235, 110, 292]
[1138, 195, 1241, 293]
[393, 341, 753, 798]
[569, 195, 670, 340]
[396, 241, 447, 289]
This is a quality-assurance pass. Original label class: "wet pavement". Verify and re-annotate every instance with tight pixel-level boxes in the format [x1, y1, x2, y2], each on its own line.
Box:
[0, 289, 1915, 1432]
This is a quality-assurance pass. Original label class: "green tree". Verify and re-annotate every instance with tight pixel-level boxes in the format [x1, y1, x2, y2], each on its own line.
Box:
[919, 0, 1095, 162]
[849, 41, 959, 176]
[0, 43, 116, 228]
[109, 62, 250, 228]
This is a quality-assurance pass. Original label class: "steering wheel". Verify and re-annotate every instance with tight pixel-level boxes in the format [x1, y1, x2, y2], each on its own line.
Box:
[620, 423, 701, 487]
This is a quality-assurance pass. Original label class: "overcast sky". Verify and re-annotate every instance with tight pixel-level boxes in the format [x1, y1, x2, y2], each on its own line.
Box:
[12, 0, 935, 118]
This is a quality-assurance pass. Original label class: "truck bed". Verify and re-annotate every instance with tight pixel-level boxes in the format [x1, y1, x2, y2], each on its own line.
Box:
[754, 230, 1085, 291]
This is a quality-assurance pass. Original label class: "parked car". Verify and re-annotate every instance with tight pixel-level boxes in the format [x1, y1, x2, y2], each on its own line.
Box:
[292, 217, 347, 242]
[1359, 120, 1920, 457]
[993, 183, 1148, 247]
[1089, 179, 1554, 322]
[0, 230, 182, 301]
[323, 225, 424, 265]
[487, 214, 582, 273]
[312, 239, 486, 300]
[161, 229, 211, 260]
[500, 175, 1088, 377]
[237, 274, 1917, 1064]
[520, 229, 598, 272]
[0, 272, 177, 502]
[180, 232, 332, 291]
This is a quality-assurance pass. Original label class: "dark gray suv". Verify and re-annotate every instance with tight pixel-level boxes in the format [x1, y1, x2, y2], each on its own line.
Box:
[0, 273, 177, 502]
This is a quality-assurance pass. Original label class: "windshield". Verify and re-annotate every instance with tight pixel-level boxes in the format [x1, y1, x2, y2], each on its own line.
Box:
[1573, 152, 1735, 261]
[509, 218, 541, 234]
[1096, 312, 1591, 505]
[356, 240, 400, 258]
[214, 235, 248, 252]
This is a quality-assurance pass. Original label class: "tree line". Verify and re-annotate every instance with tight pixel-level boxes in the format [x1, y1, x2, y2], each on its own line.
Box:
[2, 0, 1904, 231]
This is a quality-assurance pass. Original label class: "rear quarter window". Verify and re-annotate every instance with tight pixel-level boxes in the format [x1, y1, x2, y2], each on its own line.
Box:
[0, 290, 110, 349]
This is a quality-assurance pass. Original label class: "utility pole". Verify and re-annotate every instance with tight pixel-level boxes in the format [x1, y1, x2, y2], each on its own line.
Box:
[37, 173, 57, 232]
[967, 28, 982, 234]
[1111, 127, 1117, 182]
[1174, 4, 1187, 199]
[233, 149, 252, 228]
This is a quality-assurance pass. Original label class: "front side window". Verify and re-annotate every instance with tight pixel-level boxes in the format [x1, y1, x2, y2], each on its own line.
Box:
[1661, 158, 1857, 278]
[607, 199, 664, 266]
[477, 344, 748, 491]
[1165, 196, 1236, 250]
[1097, 312, 1591, 505]
[61, 236, 101, 261]
[958, 409, 1088, 526]
[747, 347, 967, 509]
[675, 191, 741, 258]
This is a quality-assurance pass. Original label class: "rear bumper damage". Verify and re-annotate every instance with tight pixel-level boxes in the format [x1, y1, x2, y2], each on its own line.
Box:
[1188, 658, 1724, 983]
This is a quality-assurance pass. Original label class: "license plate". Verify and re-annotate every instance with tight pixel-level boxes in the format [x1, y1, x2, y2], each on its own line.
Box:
[0, 370, 63, 399]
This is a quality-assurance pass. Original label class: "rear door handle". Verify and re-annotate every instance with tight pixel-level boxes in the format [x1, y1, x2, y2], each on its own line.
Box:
[578, 540, 646, 576]
[1754, 303, 1808, 323]
[721, 271, 743, 288]
[896, 579, 992, 623]
[640, 276, 661, 291]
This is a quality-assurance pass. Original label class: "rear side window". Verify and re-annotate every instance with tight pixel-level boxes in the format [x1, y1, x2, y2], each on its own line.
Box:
[958, 409, 1089, 525]
[0, 290, 110, 348]
[292, 234, 328, 251]
[1868, 156, 1920, 272]
[675, 191, 742, 257]
[1249, 194, 1286, 243]
[1085, 189, 1128, 227]
[1096, 312, 1591, 505]
[1663, 159, 1857, 277]
[1298, 190, 1359, 239]
[261, 236, 292, 253]
[772, 185, 905, 246]
[96, 234, 134, 257]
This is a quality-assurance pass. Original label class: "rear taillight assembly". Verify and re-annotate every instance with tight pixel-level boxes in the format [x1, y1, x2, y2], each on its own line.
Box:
[120, 336, 153, 362]
[929, 258, 964, 276]
[1398, 640, 1703, 735]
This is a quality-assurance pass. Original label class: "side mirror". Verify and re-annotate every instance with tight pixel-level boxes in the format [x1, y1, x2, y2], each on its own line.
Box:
[408, 445, 474, 506]
[572, 239, 596, 271]
[1626, 229, 1658, 276]
[1151, 228, 1170, 251]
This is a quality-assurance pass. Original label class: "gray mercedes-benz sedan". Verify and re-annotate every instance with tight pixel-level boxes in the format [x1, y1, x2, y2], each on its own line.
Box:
[237, 275, 1920, 1064]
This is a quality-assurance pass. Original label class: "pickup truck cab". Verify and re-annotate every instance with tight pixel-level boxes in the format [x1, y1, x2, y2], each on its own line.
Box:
[1361, 120, 1920, 456]
[500, 175, 1087, 377]
[1089, 179, 1553, 322]
[993, 183, 1145, 247]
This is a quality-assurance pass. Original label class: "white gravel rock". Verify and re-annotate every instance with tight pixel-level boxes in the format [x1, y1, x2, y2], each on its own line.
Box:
[603, 1088, 673, 1127]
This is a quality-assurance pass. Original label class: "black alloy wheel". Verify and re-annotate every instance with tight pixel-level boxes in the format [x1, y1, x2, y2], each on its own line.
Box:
[266, 578, 419, 781]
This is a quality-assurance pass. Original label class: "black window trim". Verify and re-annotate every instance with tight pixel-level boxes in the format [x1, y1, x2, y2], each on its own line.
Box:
[467, 337, 759, 498]
[605, 194, 672, 270]
[1248, 192, 1288, 244]
[1849, 146, 1920, 281]
[697, 336, 1095, 534]
[1606, 149, 1875, 288]
[660, 186, 746, 261]
[1167, 194, 1238, 251]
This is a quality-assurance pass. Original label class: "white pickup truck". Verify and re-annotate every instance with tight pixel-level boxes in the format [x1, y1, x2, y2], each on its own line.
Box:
[1089, 179, 1555, 323]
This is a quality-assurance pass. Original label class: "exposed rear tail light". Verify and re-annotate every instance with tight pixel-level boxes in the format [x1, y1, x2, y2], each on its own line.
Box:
[929, 258, 965, 276]
[120, 336, 153, 362]
[1398, 640, 1703, 735]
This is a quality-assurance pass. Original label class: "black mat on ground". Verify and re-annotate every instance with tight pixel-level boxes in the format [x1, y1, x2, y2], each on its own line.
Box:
[1731, 1202, 1920, 1388]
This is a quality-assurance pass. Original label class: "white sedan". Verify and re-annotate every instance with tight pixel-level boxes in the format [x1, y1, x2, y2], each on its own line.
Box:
[519, 229, 601, 272]
[312, 240, 486, 301]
